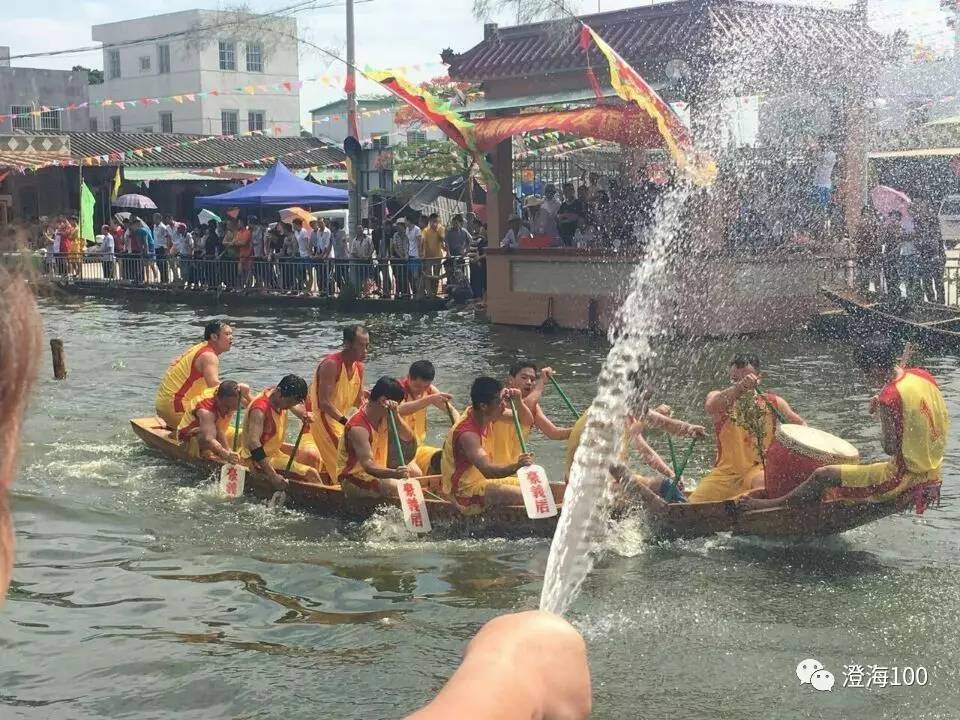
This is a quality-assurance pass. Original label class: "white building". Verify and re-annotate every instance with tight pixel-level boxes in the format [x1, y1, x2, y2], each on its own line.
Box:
[310, 96, 444, 147]
[89, 9, 301, 136]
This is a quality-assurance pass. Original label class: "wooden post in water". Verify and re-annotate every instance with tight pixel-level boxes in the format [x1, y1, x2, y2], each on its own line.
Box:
[50, 339, 67, 380]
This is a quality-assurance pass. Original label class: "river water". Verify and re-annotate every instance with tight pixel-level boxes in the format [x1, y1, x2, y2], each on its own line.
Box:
[4, 296, 959, 719]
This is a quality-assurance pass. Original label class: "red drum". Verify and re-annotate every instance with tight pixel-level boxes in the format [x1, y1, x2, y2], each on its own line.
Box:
[765, 424, 859, 499]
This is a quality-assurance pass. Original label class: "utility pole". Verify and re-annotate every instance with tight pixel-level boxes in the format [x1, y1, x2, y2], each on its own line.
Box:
[346, 0, 361, 230]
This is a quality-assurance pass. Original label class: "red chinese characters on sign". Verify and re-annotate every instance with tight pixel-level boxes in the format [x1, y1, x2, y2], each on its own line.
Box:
[402, 482, 424, 528]
[525, 469, 550, 514]
[225, 466, 239, 495]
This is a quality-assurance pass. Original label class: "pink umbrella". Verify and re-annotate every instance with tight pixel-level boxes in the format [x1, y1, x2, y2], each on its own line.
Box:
[870, 185, 911, 218]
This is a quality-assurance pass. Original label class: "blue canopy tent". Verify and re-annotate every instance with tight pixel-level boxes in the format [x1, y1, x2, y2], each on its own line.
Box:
[193, 161, 348, 209]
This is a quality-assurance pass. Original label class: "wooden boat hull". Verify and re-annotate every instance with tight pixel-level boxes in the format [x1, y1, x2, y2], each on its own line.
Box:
[130, 417, 560, 537]
[823, 289, 960, 352]
[646, 496, 899, 540]
[132, 417, 904, 541]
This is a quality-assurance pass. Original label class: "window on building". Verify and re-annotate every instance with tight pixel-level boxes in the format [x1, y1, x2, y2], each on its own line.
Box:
[108, 49, 121, 79]
[221, 110, 238, 135]
[11, 105, 32, 131]
[40, 110, 61, 131]
[111, 115, 121, 132]
[139, 55, 151, 72]
[219, 41, 236, 71]
[158, 44, 170, 74]
[245, 42, 263, 72]
[406, 130, 427, 146]
[248, 111, 264, 132]
[90, 117, 98, 132]
[159, 112, 173, 133]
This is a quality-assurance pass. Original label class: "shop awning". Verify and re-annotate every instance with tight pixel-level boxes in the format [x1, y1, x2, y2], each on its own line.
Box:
[869, 148, 960, 159]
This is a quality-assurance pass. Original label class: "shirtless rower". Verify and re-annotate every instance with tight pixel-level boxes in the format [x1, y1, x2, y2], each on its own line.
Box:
[155, 320, 247, 429]
[175, 380, 242, 463]
[243, 374, 321, 489]
[337, 376, 423, 498]
[303, 325, 368, 479]
[741, 337, 948, 513]
[688, 353, 804, 502]
[441, 377, 537, 515]
[397, 360, 458, 474]
[568, 401, 706, 499]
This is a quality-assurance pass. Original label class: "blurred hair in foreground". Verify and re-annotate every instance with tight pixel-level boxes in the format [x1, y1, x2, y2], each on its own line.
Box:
[0, 263, 42, 601]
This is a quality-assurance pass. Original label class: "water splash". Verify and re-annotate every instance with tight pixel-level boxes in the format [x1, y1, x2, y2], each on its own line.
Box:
[540, 178, 693, 614]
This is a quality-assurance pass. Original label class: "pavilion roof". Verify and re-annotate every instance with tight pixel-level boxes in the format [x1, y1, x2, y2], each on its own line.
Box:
[444, 0, 890, 84]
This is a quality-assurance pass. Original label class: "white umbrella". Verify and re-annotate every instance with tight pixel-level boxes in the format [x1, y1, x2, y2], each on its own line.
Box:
[113, 194, 158, 210]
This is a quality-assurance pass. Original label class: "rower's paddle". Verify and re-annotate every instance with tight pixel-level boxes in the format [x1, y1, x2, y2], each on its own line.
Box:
[388, 407, 431, 533]
[509, 397, 557, 519]
[269, 419, 307, 508]
[662, 435, 695, 504]
[219, 405, 246, 498]
[443, 398, 457, 425]
[547, 375, 579, 419]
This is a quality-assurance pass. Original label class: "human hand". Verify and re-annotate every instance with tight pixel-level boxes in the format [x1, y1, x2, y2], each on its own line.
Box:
[301, 411, 314, 426]
[383, 399, 400, 412]
[737, 373, 761, 392]
[406, 610, 591, 720]
[502, 387, 523, 402]
[225, 450, 241, 465]
[687, 424, 707, 439]
[654, 403, 672, 416]
[540, 366, 556, 380]
[431, 392, 454, 407]
[516, 452, 534, 469]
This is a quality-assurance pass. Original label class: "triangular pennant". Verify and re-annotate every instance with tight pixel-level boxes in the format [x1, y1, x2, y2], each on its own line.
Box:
[185, 93, 196, 102]
[173, 95, 184, 103]
[243, 85, 255, 95]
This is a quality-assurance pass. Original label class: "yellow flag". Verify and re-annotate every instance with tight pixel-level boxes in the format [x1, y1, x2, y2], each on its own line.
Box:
[111, 167, 121, 201]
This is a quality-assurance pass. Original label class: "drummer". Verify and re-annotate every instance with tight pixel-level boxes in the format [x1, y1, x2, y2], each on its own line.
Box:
[741, 338, 948, 513]
[690, 353, 805, 503]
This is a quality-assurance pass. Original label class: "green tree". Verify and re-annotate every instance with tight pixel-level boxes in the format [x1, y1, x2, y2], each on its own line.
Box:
[390, 139, 472, 180]
[72, 65, 104, 84]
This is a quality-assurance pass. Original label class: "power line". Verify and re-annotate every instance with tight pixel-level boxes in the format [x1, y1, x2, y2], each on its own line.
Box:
[5, 0, 362, 61]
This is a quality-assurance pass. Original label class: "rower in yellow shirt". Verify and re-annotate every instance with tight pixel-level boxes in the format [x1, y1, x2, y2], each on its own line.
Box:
[690, 353, 805, 503]
[337, 376, 422, 498]
[176, 381, 242, 462]
[156, 320, 240, 429]
[301, 325, 368, 481]
[743, 338, 948, 513]
[242, 374, 321, 490]
[441, 377, 535, 515]
[397, 360, 458, 474]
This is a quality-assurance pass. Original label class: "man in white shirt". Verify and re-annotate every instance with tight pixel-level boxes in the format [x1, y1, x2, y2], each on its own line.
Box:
[100, 224, 115, 280]
[291, 218, 313, 294]
[536, 184, 561, 245]
[405, 218, 423, 297]
[501, 214, 532, 249]
[349, 225, 375, 295]
[153, 213, 174, 283]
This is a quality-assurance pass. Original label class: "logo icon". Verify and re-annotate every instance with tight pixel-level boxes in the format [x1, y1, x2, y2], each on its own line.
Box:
[797, 659, 824, 685]
[811, 670, 835, 692]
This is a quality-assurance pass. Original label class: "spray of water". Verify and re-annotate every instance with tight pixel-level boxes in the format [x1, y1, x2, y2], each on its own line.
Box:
[539, 178, 694, 614]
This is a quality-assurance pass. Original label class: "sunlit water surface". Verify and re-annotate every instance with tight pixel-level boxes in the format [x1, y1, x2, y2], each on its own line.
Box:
[3, 296, 960, 719]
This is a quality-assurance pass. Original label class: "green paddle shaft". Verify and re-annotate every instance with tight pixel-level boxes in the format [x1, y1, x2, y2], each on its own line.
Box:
[285, 422, 307, 472]
[676, 437, 698, 480]
[666, 434, 681, 481]
[508, 398, 528, 454]
[231, 406, 242, 451]
[547, 375, 579, 418]
[387, 408, 406, 469]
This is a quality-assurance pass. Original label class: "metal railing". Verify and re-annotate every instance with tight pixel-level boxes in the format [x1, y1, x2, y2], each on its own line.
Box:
[30, 252, 482, 300]
[817, 253, 960, 307]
